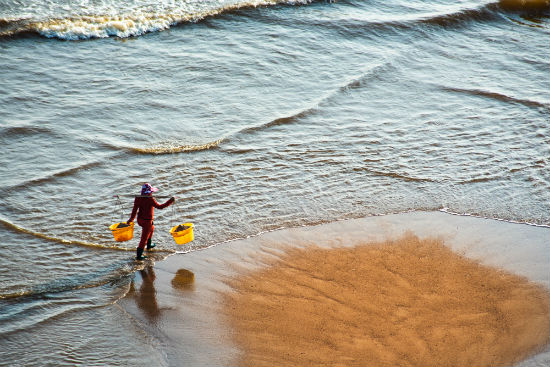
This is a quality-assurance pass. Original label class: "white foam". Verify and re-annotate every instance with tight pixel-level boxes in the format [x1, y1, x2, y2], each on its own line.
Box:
[2, 0, 312, 39]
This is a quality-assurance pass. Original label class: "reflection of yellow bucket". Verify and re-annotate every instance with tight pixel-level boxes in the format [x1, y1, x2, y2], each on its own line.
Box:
[170, 223, 194, 245]
[109, 222, 134, 242]
[171, 269, 195, 291]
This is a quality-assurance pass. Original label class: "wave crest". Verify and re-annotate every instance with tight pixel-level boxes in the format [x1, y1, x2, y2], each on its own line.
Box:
[441, 86, 549, 109]
[498, 0, 550, 11]
[131, 138, 224, 154]
[0, 0, 312, 40]
[0, 125, 52, 137]
[352, 167, 436, 183]
[27, 13, 185, 40]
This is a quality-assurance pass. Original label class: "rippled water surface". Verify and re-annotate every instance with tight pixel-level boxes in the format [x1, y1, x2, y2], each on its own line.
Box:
[0, 0, 549, 365]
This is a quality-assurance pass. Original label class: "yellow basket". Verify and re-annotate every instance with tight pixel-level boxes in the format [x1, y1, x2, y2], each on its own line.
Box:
[170, 223, 194, 245]
[109, 222, 134, 242]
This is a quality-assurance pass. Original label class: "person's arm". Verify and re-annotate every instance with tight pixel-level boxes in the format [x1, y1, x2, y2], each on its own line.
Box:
[127, 197, 139, 223]
[152, 197, 175, 209]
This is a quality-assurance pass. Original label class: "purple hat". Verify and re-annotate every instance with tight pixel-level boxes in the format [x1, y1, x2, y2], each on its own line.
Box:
[141, 183, 158, 195]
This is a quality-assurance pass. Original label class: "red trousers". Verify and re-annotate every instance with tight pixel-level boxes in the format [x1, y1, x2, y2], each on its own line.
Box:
[137, 218, 154, 249]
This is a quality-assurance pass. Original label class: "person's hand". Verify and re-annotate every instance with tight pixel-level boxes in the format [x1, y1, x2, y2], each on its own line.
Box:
[171, 196, 175, 202]
[127, 221, 133, 225]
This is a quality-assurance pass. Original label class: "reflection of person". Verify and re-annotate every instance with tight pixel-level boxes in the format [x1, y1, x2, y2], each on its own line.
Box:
[136, 266, 160, 321]
[127, 183, 174, 260]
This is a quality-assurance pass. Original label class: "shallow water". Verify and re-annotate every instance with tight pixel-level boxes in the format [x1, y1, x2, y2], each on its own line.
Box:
[126, 212, 550, 367]
[0, 0, 549, 365]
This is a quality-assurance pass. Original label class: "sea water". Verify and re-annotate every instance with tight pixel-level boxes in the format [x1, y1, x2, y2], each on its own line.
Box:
[0, 0, 548, 365]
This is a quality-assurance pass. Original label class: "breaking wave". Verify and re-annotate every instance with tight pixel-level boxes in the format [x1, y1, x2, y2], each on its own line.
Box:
[130, 138, 225, 154]
[0, 0, 311, 40]
[1, 0, 547, 40]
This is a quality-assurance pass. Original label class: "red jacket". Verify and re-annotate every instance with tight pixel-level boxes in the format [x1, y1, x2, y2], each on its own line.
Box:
[128, 196, 174, 222]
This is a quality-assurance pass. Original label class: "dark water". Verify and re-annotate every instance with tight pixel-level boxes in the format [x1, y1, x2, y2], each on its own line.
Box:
[0, 0, 549, 365]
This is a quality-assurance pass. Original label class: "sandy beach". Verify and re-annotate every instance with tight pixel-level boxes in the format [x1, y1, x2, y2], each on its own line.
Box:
[224, 235, 549, 366]
[119, 212, 550, 366]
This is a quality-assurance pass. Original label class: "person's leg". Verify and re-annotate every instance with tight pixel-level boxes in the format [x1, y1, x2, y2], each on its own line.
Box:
[136, 219, 153, 259]
[136, 247, 145, 260]
[146, 221, 156, 249]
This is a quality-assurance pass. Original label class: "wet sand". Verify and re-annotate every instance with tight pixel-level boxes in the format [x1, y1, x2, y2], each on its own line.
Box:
[223, 234, 549, 366]
[118, 212, 550, 366]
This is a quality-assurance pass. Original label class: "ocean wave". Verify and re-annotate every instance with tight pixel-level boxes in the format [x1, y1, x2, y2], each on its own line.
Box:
[130, 138, 225, 154]
[0, 125, 53, 137]
[0, 267, 128, 301]
[416, 3, 502, 27]
[352, 167, 436, 183]
[261, 1, 547, 37]
[236, 61, 394, 137]
[417, 1, 549, 27]
[0, 216, 130, 251]
[0, 298, 98, 336]
[416, 1, 550, 28]
[0, 261, 143, 336]
[120, 62, 390, 155]
[7, 161, 104, 190]
[0, 0, 312, 40]
[441, 86, 549, 109]
[246, 4, 498, 36]
[457, 174, 504, 185]
[1, 0, 547, 40]
[498, 0, 550, 11]
[240, 108, 316, 135]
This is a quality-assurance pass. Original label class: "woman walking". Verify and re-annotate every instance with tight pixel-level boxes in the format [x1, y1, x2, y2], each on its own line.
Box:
[127, 183, 175, 260]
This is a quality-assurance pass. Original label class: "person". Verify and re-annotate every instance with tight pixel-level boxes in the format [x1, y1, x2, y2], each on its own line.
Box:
[127, 183, 175, 260]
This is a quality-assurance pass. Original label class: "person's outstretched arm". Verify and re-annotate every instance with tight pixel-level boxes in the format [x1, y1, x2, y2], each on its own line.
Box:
[127, 197, 139, 223]
[152, 196, 175, 209]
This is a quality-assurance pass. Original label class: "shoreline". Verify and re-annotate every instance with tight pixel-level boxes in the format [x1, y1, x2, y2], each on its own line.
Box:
[119, 211, 550, 366]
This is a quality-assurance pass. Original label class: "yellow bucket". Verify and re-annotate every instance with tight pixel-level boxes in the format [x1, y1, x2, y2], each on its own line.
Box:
[170, 223, 194, 245]
[109, 222, 134, 242]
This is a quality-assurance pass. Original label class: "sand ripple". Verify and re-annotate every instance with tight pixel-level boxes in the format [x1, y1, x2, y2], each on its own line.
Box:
[224, 235, 550, 366]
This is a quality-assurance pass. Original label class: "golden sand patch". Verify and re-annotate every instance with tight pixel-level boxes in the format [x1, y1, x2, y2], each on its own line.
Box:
[223, 235, 550, 366]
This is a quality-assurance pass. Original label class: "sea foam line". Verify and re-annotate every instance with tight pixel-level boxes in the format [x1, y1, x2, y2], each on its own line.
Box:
[438, 208, 550, 228]
[130, 138, 225, 155]
[0, 0, 313, 40]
